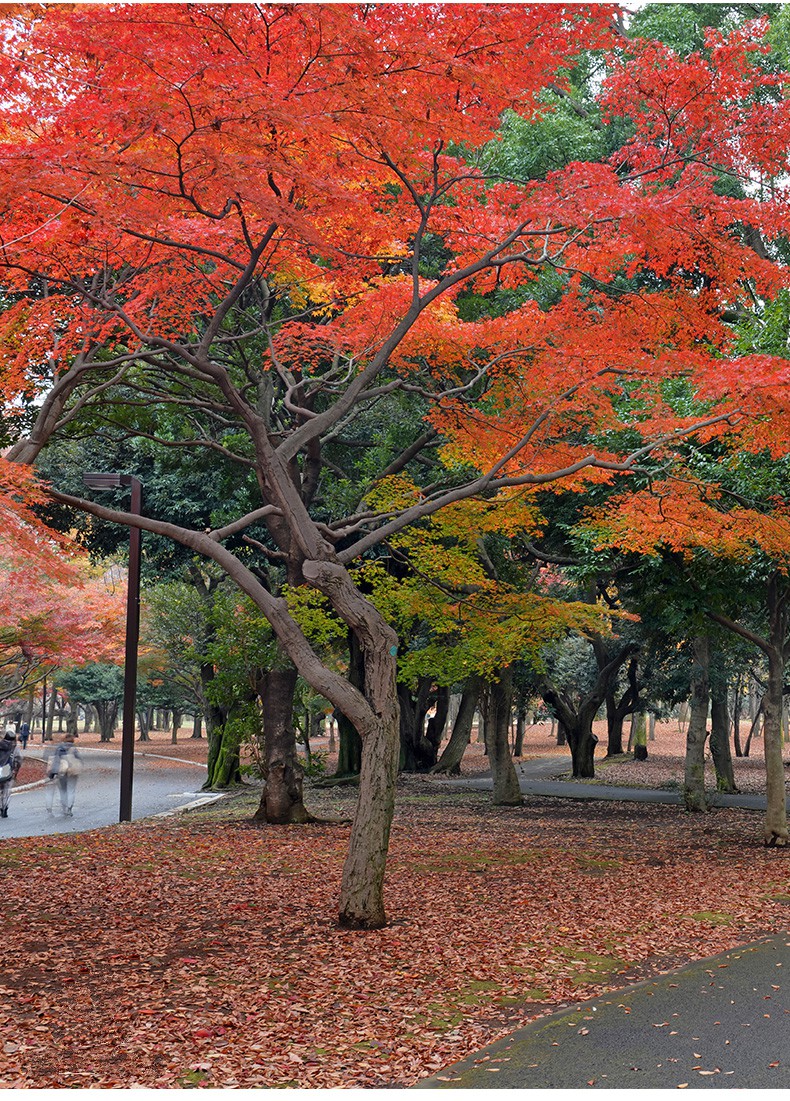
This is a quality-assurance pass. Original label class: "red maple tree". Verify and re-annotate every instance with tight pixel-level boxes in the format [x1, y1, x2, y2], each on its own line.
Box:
[2, 4, 790, 922]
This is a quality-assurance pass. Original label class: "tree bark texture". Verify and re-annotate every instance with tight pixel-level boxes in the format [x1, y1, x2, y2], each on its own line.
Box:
[710, 675, 736, 794]
[486, 668, 522, 806]
[398, 678, 433, 772]
[334, 631, 364, 777]
[425, 685, 450, 763]
[96, 699, 118, 742]
[255, 663, 310, 824]
[763, 575, 789, 846]
[606, 657, 640, 757]
[684, 635, 710, 812]
[431, 677, 480, 775]
[338, 634, 400, 929]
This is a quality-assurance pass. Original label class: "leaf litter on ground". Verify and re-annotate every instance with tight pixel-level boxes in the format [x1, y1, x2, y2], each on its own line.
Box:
[1, 778, 790, 1088]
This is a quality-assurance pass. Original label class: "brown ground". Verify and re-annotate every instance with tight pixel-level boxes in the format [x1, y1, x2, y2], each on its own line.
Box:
[0, 716, 786, 1088]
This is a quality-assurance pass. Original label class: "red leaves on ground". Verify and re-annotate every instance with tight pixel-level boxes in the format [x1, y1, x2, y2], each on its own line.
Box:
[1, 783, 789, 1088]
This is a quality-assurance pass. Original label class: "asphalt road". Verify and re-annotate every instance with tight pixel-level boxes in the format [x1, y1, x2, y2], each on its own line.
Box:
[1, 747, 216, 837]
[418, 936, 790, 1089]
[452, 756, 778, 810]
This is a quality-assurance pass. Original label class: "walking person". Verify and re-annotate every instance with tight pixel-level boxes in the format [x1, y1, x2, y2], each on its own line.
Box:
[0, 727, 23, 819]
[45, 733, 82, 816]
[19, 721, 30, 749]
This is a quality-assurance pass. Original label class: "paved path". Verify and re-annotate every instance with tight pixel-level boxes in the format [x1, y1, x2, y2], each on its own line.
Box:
[420, 759, 790, 1089]
[418, 935, 790, 1088]
[450, 756, 777, 810]
[2, 747, 216, 837]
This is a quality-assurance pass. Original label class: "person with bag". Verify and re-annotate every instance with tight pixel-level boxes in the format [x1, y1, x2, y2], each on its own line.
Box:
[0, 726, 23, 819]
[46, 732, 82, 817]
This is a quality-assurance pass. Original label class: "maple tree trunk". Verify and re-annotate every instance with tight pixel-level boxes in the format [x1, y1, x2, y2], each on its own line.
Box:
[255, 664, 310, 825]
[45, 687, 57, 741]
[487, 669, 522, 806]
[684, 635, 710, 812]
[731, 675, 743, 757]
[137, 708, 151, 742]
[431, 677, 480, 775]
[398, 679, 432, 772]
[544, 686, 600, 779]
[710, 677, 736, 793]
[338, 644, 400, 930]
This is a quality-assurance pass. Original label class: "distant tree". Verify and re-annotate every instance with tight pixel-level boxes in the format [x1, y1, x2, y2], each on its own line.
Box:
[59, 663, 124, 742]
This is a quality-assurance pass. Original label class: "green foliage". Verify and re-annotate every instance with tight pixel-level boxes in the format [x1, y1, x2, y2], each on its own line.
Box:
[283, 586, 346, 649]
[358, 478, 612, 686]
[629, 4, 770, 55]
[58, 662, 124, 706]
[300, 750, 328, 779]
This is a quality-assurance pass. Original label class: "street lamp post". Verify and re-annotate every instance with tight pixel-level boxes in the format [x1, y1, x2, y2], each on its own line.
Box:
[82, 472, 142, 823]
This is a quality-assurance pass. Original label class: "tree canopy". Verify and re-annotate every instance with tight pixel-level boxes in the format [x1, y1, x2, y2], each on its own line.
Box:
[4, 3, 790, 922]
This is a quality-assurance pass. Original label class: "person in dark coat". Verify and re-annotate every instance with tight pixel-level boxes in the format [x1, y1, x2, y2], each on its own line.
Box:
[0, 727, 23, 818]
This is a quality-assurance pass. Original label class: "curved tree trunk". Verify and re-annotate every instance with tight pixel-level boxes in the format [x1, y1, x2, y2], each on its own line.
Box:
[338, 633, 400, 929]
[431, 677, 480, 775]
[543, 700, 597, 779]
[684, 635, 710, 812]
[487, 668, 522, 805]
[255, 662, 310, 824]
[567, 719, 598, 778]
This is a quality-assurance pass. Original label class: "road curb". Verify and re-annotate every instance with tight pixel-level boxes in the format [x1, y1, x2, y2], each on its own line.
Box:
[150, 792, 228, 817]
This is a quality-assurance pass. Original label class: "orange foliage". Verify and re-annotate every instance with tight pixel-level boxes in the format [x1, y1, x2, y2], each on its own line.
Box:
[0, 533, 126, 699]
[585, 477, 790, 568]
[1, 6, 790, 581]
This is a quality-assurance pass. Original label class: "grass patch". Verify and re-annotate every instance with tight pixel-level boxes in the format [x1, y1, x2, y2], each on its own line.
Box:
[575, 856, 621, 872]
[685, 910, 734, 925]
[177, 1070, 210, 1088]
[552, 945, 627, 985]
